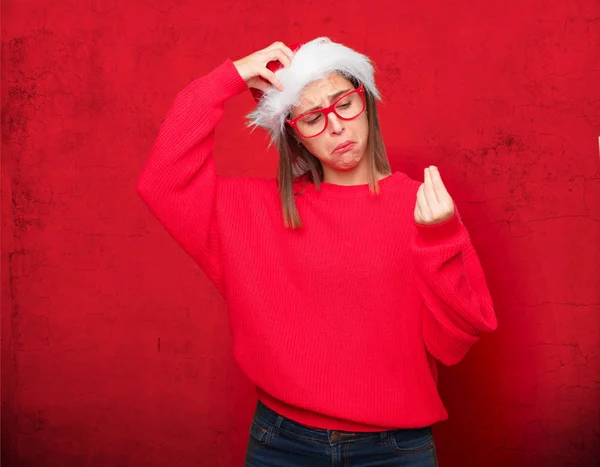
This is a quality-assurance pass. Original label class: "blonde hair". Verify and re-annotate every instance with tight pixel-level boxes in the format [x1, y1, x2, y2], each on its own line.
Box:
[276, 75, 391, 229]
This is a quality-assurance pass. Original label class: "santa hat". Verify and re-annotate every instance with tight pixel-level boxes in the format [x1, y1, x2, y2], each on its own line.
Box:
[246, 37, 380, 144]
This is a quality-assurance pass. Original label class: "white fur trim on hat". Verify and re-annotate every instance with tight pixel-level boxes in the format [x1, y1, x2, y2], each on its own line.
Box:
[246, 37, 380, 144]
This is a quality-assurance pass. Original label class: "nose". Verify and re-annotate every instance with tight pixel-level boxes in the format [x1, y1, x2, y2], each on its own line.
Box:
[327, 113, 345, 135]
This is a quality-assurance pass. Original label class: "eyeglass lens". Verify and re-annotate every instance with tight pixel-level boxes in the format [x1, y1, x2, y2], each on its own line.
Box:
[296, 92, 364, 137]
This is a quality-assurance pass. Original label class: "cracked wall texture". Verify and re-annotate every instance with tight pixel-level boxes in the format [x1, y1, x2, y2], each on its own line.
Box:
[2, 0, 599, 466]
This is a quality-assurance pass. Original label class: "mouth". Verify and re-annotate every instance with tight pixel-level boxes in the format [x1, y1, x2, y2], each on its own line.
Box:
[332, 141, 356, 155]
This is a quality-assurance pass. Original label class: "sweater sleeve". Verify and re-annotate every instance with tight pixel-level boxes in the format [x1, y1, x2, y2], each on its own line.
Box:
[136, 59, 249, 296]
[411, 202, 498, 366]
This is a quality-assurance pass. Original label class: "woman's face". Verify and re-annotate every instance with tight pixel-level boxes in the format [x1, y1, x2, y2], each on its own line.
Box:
[289, 73, 369, 176]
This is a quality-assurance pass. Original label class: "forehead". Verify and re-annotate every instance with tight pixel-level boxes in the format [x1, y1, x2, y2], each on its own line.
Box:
[295, 73, 354, 109]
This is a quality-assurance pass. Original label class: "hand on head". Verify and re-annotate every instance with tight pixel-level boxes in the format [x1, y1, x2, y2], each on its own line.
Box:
[233, 42, 296, 94]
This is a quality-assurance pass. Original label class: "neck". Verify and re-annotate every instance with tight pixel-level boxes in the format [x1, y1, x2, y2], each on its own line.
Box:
[322, 157, 380, 186]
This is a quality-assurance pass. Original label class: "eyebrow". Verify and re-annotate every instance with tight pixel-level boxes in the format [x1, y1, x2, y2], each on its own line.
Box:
[303, 88, 353, 113]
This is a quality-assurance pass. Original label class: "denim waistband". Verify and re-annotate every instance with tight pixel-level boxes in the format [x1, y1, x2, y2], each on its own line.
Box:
[254, 400, 431, 445]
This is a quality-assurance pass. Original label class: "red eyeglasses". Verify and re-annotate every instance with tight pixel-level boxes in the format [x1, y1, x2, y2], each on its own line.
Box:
[286, 85, 366, 138]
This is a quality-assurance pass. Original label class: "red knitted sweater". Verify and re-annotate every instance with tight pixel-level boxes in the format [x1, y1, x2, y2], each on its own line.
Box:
[136, 58, 498, 432]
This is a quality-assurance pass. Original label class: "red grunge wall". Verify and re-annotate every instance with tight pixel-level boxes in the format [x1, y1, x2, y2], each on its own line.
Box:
[2, 0, 599, 465]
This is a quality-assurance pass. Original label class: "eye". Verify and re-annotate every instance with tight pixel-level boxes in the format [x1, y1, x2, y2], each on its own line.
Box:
[335, 97, 352, 109]
[305, 114, 322, 125]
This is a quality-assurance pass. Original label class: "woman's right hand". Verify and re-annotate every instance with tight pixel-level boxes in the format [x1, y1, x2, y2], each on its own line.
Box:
[233, 42, 295, 93]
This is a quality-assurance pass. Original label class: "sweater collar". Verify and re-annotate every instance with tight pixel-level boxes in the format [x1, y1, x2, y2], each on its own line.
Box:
[295, 171, 406, 198]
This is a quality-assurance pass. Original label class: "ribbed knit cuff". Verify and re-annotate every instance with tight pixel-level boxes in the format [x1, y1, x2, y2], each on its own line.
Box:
[210, 58, 250, 99]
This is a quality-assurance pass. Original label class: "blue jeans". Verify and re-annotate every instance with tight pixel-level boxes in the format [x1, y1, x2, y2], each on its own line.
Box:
[244, 401, 438, 467]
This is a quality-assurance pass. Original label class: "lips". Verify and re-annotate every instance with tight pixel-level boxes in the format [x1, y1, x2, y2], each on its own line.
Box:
[332, 141, 355, 154]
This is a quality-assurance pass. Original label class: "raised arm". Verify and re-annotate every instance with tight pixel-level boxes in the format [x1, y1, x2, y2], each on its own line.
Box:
[411, 167, 498, 365]
[136, 59, 247, 295]
[136, 43, 295, 295]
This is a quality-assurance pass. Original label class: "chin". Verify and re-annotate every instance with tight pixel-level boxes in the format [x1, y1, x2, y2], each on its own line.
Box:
[333, 161, 361, 172]
[332, 152, 362, 171]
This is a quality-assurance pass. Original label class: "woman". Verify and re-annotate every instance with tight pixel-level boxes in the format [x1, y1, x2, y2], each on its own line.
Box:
[137, 37, 498, 466]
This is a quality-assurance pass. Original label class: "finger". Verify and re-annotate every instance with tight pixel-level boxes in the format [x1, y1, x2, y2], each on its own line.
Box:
[429, 167, 456, 219]
[414, 200, 424, 222]
[423, 168, 438, 207]
[267, 48, 292, 68]
[277, 43, 295, 62]
[265, 40, 284, 50]
[265, 41, 295, 61]
[264, 41, 280, 51]
[250, 78, 271, 93]
[257, 68, 284, 91]
[416, 184, 432, 219]
[429, 166, 452, 203]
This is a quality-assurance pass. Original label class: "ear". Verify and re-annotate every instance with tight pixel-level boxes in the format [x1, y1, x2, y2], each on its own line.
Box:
[287, 127, 302, 146]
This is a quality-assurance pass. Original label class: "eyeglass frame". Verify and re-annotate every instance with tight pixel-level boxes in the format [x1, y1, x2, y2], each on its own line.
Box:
[285, 84, 366, 138]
